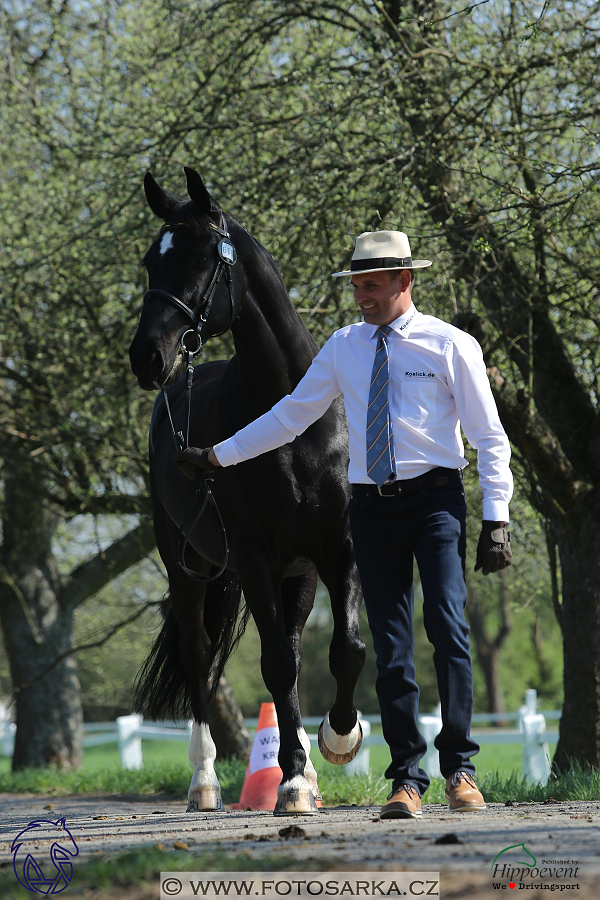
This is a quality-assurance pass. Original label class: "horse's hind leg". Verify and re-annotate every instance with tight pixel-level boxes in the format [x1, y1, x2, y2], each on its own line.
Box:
[187, 720, 221, 812]
[317, 535, 366, 765]
[135, 498, 222, 812]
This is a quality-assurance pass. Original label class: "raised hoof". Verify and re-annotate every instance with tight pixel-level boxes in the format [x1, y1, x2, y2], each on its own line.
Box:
[273, 784, 319, 816]
[318, 713, 363, 765]
[186, 786, 223, 812]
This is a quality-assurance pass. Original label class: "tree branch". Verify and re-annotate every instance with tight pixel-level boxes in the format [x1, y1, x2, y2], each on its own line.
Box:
[13, 600, 158, 695]
[62, 493, 153, 517]
[490, 372, 593, 514]
[58, 517, 156, 612]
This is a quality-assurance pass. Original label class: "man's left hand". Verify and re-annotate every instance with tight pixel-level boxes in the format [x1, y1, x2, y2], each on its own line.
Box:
[475, 521, 512, 575]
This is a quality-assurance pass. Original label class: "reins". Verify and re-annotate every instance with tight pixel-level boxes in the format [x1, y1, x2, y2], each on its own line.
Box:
[146, 214, 237, 583]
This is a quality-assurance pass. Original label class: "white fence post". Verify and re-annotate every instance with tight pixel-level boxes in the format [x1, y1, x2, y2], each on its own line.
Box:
[344, 717, 371, 776]
[519, 689, 551, 785]
[0, 720, 15, 758]
[419, 704, 442, 778]
[117, 714, 143, 770]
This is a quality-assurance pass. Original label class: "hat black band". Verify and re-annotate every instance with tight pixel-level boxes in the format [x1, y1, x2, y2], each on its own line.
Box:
[351, 256, 413, 271]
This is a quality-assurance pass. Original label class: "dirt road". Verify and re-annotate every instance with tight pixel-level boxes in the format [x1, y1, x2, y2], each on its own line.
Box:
[1, 794, 598, 898]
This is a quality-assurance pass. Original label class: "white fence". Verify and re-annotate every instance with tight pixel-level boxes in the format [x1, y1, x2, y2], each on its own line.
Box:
[0, 689, 560, 785]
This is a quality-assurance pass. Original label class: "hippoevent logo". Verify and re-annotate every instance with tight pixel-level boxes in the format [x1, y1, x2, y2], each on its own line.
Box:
[491, 843, 581, 891]
[11, 817, 79, 894]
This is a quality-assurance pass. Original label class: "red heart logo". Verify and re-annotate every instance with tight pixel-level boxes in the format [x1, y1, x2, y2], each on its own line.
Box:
[509, 885, 516, 890]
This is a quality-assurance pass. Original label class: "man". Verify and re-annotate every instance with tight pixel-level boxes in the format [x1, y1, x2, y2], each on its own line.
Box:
[176, 231, 513, 819]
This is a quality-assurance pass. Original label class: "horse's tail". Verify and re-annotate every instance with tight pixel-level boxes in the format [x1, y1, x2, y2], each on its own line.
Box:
[133, 570, 248, 721]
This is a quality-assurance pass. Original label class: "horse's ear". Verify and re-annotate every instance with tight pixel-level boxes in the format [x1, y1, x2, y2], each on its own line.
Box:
[144, 172, 178, 219]
[184, 167, 221, 217]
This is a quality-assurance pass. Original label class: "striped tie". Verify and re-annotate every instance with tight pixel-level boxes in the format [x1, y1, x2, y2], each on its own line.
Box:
[366, 325, 396, 486]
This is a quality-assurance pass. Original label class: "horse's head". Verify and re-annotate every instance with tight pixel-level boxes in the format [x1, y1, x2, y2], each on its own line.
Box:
[129, 167, 240, 390]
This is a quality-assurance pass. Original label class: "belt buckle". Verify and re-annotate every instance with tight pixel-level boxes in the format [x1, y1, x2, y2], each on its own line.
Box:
[377, 482, 400, 497]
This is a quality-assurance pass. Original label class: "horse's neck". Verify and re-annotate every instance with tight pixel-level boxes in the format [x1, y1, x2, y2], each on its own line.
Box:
[230, 233, 318, 411]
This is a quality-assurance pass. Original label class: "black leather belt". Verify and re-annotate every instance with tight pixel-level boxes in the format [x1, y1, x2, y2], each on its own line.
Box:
[352, 467, 461, 498]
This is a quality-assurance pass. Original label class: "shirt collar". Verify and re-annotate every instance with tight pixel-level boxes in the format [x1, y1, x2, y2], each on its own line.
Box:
[369, 304, 420, 339]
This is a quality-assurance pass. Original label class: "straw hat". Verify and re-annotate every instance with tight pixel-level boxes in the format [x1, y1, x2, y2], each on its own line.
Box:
[332, 231, 432, 277]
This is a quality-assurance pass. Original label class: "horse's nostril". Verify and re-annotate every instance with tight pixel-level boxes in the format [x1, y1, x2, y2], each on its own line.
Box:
[148, 350, 163, 376]
[129, 340, 165, 388]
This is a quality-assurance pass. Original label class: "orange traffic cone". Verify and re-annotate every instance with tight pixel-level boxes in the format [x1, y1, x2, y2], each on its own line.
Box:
[232, 702, 282, 810]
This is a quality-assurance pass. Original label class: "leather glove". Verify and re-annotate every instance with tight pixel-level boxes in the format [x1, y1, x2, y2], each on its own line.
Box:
[172, 447, 215, 480]
[475, 521, 512, 575]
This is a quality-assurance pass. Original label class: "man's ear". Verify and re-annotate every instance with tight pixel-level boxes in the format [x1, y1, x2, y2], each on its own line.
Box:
[399, 269, 412, 291]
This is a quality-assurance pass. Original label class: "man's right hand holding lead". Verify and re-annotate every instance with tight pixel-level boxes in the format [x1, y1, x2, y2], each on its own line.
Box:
[173, 447, 220, 480]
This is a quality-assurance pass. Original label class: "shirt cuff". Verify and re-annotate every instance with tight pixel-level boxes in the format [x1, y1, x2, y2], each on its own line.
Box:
[213, 438, 242, 467]
[482, 500, 510, 522]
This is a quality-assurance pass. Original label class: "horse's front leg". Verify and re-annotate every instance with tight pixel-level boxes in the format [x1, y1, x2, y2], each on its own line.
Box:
[241, 565, 319, 815]
[317, 534, 366, 765]
[280, 571, 322, 807]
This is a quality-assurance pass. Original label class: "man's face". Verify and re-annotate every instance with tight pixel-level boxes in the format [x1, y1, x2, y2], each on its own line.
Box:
[351, 270, 412, 326]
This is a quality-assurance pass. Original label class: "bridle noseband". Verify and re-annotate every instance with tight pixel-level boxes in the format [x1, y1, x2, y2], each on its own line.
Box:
[143, 213, 237, 584]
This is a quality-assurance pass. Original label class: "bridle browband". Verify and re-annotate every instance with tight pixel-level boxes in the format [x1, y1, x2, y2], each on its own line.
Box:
[143, 213, 238, 354]
[144, 213, 238, 584]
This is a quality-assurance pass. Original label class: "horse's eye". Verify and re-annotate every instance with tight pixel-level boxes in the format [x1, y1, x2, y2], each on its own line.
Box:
[194, 255, 209, 268]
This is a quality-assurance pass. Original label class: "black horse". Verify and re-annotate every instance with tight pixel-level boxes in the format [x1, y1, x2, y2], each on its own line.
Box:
[129, 168, 365, 815]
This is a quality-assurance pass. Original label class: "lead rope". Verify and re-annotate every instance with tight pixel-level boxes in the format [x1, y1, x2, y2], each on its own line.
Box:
[158, 214, 234, 583]
[175, 479, 229, 583]
[162, 364, 228, 583]
[161, 389, 180, 452]
[164, 369, 229, 583]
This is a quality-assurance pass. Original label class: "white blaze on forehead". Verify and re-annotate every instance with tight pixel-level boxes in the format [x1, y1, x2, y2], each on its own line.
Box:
[159, 231, 174, 255]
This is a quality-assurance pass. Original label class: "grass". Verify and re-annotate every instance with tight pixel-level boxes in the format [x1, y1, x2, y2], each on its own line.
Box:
[0, 745, 598, 807]
[1, 729, 593, 807]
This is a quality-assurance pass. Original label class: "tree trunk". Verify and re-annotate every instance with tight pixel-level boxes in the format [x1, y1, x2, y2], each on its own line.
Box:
[0, 461, 156, 770]
[0, 466, 83, 769]
[553, 503, 600, 770]
[467, 570, 510, 720]
[209, 676, 251, 760]
[4, 598, 83, 770]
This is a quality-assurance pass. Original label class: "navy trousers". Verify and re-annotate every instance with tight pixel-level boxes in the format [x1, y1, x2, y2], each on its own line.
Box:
[349, 470, 479, 796]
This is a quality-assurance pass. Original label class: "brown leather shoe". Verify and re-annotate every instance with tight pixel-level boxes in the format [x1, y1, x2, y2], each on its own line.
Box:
[380, 784, 422, 819]
[445, 771, 486, 812]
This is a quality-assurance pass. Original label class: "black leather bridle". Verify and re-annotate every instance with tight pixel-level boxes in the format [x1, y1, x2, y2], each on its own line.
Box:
[143, 214, 238, 361]
[145, 213, 237, 583]
[145, 213, 238, 451]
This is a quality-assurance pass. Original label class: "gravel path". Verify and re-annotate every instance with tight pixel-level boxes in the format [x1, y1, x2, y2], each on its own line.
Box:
[1, 794, 598, 898]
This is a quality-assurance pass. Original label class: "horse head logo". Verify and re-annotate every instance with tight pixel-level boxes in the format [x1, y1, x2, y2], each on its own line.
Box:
[491, 841, 537, 871]
[12, 817, 79, 894]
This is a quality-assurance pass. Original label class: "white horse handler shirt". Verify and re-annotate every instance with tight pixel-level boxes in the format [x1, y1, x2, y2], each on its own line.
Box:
[214, 305, 513, 522]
